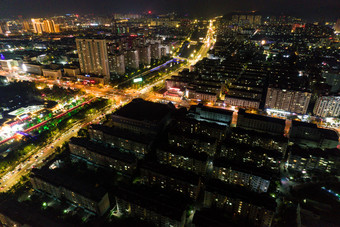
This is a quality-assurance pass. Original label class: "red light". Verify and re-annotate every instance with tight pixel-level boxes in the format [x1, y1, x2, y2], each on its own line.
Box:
[148, 11, 152, 14]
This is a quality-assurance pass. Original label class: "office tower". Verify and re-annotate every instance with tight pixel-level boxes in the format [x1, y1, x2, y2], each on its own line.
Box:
[76, 38, 110, 83]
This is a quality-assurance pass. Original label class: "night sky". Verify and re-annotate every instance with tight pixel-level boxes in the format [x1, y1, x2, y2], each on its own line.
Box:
[0, 0, 339, 20]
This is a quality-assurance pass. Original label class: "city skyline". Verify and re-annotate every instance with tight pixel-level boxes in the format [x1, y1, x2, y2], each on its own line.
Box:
[0, 0, 339, 20]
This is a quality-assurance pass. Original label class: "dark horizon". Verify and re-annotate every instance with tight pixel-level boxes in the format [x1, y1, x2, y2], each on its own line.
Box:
[0, 0, 339, 21]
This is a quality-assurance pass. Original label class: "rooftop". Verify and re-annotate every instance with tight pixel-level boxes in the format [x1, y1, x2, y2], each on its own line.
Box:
[238, 109, 286, 125]
[113, 98, 175, 123]
[90, 124, 154, 144]
[32, 165, 107, 202]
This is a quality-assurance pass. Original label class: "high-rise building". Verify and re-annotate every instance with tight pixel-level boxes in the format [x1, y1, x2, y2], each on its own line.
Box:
[0, 22, 9, 34]
[31, 19, 44, 34]
[313, 96, 340, 117]
[43, 20, 55, 33]
[22, 20, 31, 32]
[109, 53, 125, 75]
[76, 38, 110, 83]
[265, 87, 311, 114]
[137, 45, 151, 65]
[151, 43, 161, 59]
[335, 18, 340, 33]
[126, 49, 140, 69]
[31, 19, 60, 33]
[231, 13, 262, 26]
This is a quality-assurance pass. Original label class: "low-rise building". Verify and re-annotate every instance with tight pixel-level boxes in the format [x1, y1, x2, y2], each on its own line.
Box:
[203, 179, 276, 227]
[69, 137, 137, 175]
[110, 98, 175, 138]
[219, 141, 283, 171]
[188, 104, 233, 126]
[290, 120, 339, 149]
[237, 109, 286, 135]
[140, 162, 201, 199]
[172, 116, 228, 140]
[23, 63, 44, 75]
[211, 158, 273, 193]
[114, 184, 190, 227]
[287, 145, 340, 174]
[156, 145, 208, 175]
[186, 89, 218, 103]
[64, 66, 80, 77]
[88, 124, 152, 159]
[168, 130, 218, 156]
[224, 96, 260, 109]
[30, 167, 110, 216]
[230, 127, 288, 154]
[42, 68, 62, 80]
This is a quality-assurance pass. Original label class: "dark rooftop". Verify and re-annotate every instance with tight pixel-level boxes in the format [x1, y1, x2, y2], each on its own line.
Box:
[90, 124, 154, 144]
[190, 104, 234, 116]
[238, 109, 286, 125]
[193, 208, 238, 227]
[31, 166, 107, 202]
[113, 98, 175, 123]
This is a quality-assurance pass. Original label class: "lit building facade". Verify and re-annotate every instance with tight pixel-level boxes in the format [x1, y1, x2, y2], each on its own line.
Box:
[211, 159, 271, 193]
[156, 147, 208, 175]
[204, 180, 275, 227]
[30, 169, 110, 216]
[265, 87, 311, 114]
[69, 137, 137, 175]
[109, 53, 125, 75]
[76, 38, 110, 83]
[313, 96, 340, 117]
